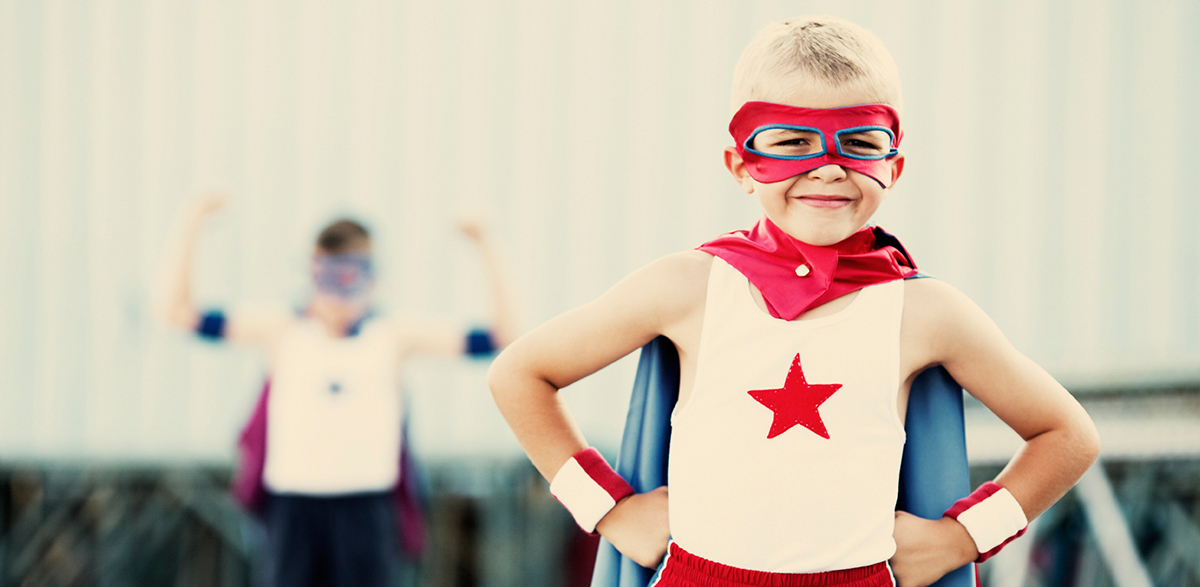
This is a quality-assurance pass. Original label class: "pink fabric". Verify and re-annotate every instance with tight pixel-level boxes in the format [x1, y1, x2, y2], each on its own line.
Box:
[231, 381, 271, 514]
[943, 482, 1003, 519]
[697, 217, 917, 321]
[729, 101, 903, 187]
[653, 542, 894, 587]
[573, 448, 635, 502]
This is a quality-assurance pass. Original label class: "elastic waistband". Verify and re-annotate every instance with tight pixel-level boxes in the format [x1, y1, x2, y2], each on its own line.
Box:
[656, 542, 893, 587]
[266, 489, 392, 503]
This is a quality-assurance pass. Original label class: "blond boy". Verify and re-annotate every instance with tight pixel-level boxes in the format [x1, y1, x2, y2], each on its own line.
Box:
[489, 15, 1099, 587]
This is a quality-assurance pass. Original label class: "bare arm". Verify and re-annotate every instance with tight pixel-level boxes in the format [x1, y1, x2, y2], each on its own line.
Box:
[488, 251, 709, 566]
[892, 279, 1100, 585]
[404, 217, 521, 356]
[920, 280, 1099, 521]
[153, 193, 292, 349]
[459, 216, 519, 348]
[153, 193, 226, 332]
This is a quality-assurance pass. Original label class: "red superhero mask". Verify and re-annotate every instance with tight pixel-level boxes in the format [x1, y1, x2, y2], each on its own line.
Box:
[729, 101, 903, 188]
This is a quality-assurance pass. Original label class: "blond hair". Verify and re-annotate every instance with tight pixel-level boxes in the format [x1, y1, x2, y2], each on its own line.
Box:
[731, 16, 902, 113]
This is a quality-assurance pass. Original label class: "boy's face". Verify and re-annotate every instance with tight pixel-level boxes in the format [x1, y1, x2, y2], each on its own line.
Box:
[724, 87, 905, 247]
[311, 249, 375, 308]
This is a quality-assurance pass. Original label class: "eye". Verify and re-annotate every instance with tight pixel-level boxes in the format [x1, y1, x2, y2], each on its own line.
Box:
[838, 130, 892, 157]
[751, 128, 824, 157]
[774, 137, 813, 147]
[845, 138, 878, 149]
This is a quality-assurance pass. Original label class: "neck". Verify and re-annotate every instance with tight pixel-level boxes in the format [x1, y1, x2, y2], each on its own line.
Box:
[307, 298, 368, 337]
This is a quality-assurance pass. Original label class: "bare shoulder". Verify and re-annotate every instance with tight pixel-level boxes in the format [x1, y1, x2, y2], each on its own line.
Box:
[629, 249, 712, 289]
[902, 276, 1098, 459]
[491, 250, 713, 391]
[903, 275, 1039, 387]
[386, 313, 470, 358]
[903, 276, 988, 330]
[226, 300, 298, 346]
[599, 249, 712, 330]
[901, 277, 1003, 371]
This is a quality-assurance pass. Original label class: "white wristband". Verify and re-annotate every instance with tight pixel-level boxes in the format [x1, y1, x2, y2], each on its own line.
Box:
[549, 448, 634, 534]
[945, 482, 1029, 562]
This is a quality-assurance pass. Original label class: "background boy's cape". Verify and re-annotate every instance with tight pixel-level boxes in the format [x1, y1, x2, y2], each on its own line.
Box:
[230, 380, 428, 558]
[589, 336, 978, 587]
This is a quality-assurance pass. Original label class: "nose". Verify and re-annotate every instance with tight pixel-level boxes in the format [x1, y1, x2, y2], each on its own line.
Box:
[806, 164, 847, 182]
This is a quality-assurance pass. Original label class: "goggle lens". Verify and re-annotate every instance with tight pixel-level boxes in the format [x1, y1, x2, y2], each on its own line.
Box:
[746, 125, 897, 161]
[313, 254, 373, 298]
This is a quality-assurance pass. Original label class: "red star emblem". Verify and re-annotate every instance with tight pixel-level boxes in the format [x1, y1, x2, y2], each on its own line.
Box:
[748, 353, 842, 439]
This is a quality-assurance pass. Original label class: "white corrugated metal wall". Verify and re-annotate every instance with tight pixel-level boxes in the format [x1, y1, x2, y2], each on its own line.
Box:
[1, 0, 1197, 462]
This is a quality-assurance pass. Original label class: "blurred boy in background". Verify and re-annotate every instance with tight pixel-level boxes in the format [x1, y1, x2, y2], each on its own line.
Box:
[156, 193, 517, 587]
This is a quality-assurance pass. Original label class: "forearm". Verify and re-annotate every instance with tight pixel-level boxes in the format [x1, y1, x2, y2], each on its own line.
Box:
[488, 355, 588, 481]
[155, 214, 207, 330]
[993, 415, 1100, 521]
[474, 234, 519, 348]
[892, 422, 1097, 582]
[489, 348, 670, 567]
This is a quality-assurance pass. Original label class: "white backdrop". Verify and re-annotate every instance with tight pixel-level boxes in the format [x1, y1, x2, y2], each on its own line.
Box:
[1, 0, 1198, 462]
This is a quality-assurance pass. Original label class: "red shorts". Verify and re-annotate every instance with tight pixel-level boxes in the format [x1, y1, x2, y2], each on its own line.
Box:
[650, 542, 895, 587]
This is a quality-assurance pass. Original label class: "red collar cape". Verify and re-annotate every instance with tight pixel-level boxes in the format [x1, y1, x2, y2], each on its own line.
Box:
[697, 217, 918, 321]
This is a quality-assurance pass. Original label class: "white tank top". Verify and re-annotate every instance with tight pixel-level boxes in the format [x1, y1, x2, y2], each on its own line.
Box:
[263, 317, 403, 495]
[668, 257, 906, 572]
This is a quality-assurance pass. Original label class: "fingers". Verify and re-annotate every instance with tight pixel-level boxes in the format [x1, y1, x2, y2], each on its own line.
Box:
[193, 191, 228, 218]
[457, 214, 485, 240]
[596, 487, 671, 568]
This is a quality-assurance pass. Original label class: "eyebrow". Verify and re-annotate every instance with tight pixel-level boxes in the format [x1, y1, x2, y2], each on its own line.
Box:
[761, 128, 817, 137]
[840, 131, 889, 143]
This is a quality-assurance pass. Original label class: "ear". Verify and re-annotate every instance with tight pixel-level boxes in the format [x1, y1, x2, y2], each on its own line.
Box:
[723, 146, 756, 194]
[887, 151, 906, 187]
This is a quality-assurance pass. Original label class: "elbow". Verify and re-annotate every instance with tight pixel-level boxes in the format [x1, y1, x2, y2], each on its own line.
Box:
[1062, 408, 1101, 472]
[153, 297, 194, 332]
[150, 286, 197, 331]
[487, 347, 518, 404]
[163, 303, 199, 332]
[1053, 392, 1102, 472]
[1078, 417, 1101, 468]
[487, 344, 557, 412]
[487, 348, 529, 421]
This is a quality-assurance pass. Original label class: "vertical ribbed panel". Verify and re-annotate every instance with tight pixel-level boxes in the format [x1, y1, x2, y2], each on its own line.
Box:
[1, 1, 1197, 460]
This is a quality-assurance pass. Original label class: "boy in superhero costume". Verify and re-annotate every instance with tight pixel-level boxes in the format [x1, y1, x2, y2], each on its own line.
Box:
[156, 193, 517, 587]
[489, 15, 1099, 587]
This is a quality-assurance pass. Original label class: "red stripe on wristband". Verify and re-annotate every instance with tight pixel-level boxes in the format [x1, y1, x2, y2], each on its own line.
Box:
[573, 448, 634, 501]
[945, 482, 1029, 563]
[944, 481, 1003, 518]
[977, 526, 1028, 562]
[549, 448, 634, 534]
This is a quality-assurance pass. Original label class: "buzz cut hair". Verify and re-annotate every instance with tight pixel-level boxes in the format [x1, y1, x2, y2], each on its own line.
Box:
[316, 219, 371, 255]
[730, 16, 903, 114]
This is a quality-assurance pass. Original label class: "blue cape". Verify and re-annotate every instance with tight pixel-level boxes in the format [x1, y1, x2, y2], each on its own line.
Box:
[590, 335, 976, 587]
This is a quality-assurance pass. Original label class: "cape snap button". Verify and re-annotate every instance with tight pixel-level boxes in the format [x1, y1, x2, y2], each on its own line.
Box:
[795, 264, 811, 277]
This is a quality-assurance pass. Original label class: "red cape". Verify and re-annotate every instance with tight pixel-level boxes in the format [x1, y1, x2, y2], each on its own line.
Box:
[698, 217, 918, 320]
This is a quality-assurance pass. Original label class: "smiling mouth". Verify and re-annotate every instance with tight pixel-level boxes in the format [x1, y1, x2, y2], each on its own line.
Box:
[795, 194, 854, 209]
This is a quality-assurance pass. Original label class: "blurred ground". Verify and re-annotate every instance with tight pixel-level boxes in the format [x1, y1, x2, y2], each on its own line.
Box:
[3, 450, 1199, 586]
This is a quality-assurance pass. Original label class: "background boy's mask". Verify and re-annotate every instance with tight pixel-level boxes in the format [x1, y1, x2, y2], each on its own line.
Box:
[730, 101, 903, 188]
[312, 254, 374, 300]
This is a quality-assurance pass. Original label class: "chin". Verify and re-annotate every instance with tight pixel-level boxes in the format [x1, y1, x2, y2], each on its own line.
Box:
[792, 226, 854, 247]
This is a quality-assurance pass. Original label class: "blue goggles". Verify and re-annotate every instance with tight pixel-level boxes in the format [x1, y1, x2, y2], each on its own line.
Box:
[313, 254, 374, 299]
